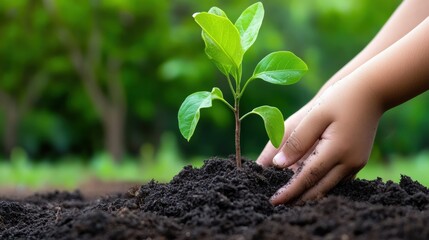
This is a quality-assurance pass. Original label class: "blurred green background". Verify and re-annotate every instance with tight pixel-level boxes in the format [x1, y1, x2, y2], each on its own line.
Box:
[1, 0, 429, 190]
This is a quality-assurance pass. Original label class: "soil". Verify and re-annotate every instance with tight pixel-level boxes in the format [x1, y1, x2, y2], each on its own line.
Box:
[0, 180, 140, 200]
[1, 156, 429, 240]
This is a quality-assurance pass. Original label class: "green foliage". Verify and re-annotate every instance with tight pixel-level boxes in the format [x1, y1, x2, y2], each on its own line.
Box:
[178, 2, 307, 166]
[1, 0, 428, 186]
[4, 0, 426, 168]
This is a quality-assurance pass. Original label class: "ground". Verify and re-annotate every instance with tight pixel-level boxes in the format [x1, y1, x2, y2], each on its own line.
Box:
[1, 157, 429, 239]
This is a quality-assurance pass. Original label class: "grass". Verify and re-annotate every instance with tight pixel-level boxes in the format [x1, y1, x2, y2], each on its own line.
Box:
[0, 133, 204, 190]
[358, 151, 429, 187]
[1, 133, 428, 190]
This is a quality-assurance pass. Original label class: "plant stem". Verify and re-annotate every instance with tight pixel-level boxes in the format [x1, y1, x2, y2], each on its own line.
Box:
[234, 98, 241, 168]
[226, 74, 235, 98]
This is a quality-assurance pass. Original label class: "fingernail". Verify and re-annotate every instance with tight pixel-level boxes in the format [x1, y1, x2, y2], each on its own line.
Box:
[273, 152, 287, 167]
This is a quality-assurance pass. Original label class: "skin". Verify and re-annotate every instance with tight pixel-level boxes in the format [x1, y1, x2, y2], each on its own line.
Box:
[257, 0, 429, 205]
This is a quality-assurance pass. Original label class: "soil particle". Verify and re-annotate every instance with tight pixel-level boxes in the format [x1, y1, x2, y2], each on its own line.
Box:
[1, 156, 429, 239]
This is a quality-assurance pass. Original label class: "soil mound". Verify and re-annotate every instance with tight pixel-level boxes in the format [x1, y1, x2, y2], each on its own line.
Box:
[1, 157, 428, 239]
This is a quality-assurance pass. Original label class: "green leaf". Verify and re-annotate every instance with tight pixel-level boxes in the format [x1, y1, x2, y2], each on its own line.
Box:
[235, 2, 264, 52]
[247, 106, 284, 148]
[193, 12, 244, 75]
[178, 87, 224, 141]
[206, 8, 233, 79]
[252, 51, 308, 85]
[208, 7, 227, 17]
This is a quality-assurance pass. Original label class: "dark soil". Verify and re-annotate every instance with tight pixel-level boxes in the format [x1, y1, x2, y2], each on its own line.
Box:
[1, 157, 429, 239]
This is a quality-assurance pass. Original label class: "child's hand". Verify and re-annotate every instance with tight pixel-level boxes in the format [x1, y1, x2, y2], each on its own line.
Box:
[257, 2, 429, 206]
[258, 78, 382, 205]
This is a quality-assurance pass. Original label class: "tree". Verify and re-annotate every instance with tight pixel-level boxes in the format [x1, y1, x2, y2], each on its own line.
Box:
[43, 0, 126, 162]
[0, 1, 50, 157]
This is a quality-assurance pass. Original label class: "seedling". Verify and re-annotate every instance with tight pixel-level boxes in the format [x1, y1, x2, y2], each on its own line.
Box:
[178, 2, 307, 168]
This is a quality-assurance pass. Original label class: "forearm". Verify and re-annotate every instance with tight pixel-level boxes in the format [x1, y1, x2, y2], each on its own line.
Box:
[351, 17, 429, 112]
[316, 0, 429, 98]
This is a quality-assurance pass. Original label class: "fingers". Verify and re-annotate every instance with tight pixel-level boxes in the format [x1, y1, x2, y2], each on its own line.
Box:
[270, 138, 338, 205]
[273, 106, 330, 168]
[298, 165, 348, 202]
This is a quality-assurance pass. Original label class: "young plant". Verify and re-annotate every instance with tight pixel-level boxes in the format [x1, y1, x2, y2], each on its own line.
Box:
[178, 2, 308, 168]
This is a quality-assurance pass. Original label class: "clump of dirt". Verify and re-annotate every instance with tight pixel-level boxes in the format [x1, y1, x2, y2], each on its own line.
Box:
[1, 157, 429, 239]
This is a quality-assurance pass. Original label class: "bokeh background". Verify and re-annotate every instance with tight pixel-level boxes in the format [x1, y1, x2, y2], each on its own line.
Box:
[1, 0, 429, 191]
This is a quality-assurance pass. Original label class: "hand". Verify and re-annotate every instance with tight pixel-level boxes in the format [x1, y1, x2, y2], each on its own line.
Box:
[257, 78, 383, 205]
